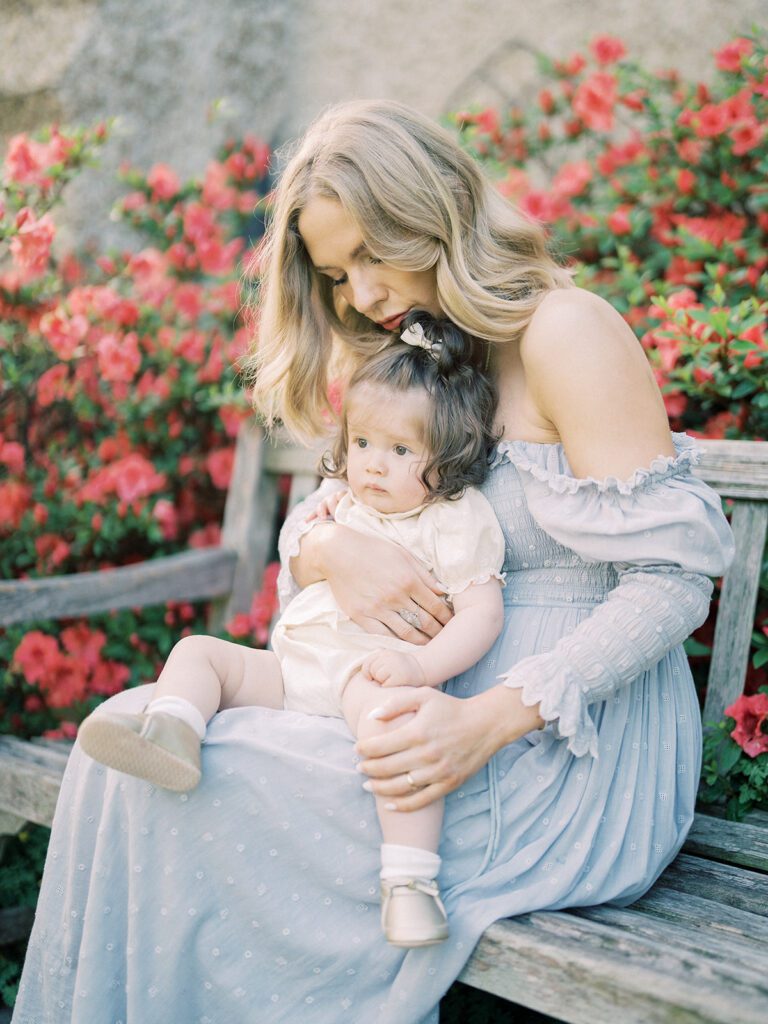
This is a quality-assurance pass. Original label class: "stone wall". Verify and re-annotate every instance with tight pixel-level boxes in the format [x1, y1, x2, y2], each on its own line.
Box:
[1, 0, 765, 244]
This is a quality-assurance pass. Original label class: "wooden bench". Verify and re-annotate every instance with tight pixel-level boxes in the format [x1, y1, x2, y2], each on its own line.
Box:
[1, 431, 767, 1022]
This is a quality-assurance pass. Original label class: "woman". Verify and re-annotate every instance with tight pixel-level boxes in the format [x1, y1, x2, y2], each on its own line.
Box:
[13, 100, 734, 1024]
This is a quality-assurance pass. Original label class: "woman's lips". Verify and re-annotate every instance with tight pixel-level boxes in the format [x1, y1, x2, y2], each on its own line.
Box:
[378, 312, 408, 331]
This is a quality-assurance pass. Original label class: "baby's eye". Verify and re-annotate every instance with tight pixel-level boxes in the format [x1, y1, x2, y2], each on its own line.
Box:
[393, 444, 410, 456]
[355, 438, 368, 449]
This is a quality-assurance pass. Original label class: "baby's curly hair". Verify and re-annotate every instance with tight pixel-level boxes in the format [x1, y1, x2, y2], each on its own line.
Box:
[322, 312, 501, 502]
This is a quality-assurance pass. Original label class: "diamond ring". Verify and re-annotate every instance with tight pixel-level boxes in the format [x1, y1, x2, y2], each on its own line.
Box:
[406, 772, 419, 791]
[399, 607, 421, 630]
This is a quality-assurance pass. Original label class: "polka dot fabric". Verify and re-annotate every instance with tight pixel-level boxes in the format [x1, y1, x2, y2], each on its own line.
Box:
[14, 435, 733, 1024]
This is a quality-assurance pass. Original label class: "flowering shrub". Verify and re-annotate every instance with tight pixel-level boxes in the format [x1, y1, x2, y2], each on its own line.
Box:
[451, 29, 768, 812]
[0, 122, 278, 739]
[700, 688, 768, 818]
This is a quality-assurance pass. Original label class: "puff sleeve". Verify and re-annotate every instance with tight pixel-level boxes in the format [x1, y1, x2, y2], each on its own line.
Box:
[497, 434, 735, 758]
[418, 488, 506, 595]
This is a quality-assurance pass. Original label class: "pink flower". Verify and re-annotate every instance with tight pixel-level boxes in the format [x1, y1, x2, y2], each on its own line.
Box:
[729, 119, 765, 156]
[112, 453, 167, 504]
[607, 206, 632, 235]
[693, 102, 729, 138]
[715, 38, 753, 72]
[726, 693, 768, 758]
[13, 631, 61, 685]
[676, 168, 696, 195]
[146, 163, 181, 202]
[39, 309, 89, 360]
[10, 208, 55, 275]
[552, 160, 592, 198]
[97, 331, 142, 382]
[153, 498, 179, 540]
[0, 441, 25, 474]
[37, 364, 70, 407]
[206, 447, 235, 489]
[0, 480, 32, 529]
[572, 72, 617, 132]
[590, 35, 626, 65]
[60, 624, 106, 670]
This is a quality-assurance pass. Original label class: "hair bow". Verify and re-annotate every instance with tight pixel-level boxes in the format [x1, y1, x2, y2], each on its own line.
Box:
[400, 322, 442, 359]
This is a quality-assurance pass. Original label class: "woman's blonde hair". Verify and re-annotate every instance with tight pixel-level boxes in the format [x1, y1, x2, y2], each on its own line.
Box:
[245, 99, 572, 440]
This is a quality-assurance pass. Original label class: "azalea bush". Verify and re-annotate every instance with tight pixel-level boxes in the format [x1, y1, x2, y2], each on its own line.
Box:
[700, 689, 768, 817]
[452, 29, 768, 814]
[0, 122, 280, 741]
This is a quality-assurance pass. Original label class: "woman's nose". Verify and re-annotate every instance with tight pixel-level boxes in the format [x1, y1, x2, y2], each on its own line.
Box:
[349, 269, 386, 317]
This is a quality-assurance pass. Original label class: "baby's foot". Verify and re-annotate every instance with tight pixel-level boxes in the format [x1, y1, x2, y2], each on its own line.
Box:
[78, 710, 201, 792]
[380, 877, 449, 947]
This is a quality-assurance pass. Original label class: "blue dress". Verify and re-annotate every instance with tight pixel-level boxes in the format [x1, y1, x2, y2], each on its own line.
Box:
[13, 435, 734, 1024]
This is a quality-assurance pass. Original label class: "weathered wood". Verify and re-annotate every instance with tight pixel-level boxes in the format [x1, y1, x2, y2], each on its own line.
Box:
[651, 853, 768, 916]
[683, 811, 768, 872]
[0, 548, 237, 627]
[703, 501, 768, 725]
[459, 906, 766, 1024]
[0, 736, 70, 828]
[574, 897, 768, 974]
[695, 439, 768, 499]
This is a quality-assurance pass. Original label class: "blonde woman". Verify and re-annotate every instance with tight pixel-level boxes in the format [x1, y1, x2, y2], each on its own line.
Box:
[15, 100, 734, 1024]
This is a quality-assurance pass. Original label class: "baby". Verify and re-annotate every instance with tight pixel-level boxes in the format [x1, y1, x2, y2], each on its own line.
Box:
[78, 312, 506, 947]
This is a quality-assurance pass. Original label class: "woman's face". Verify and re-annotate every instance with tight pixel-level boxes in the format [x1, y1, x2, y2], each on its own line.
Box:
[297, 196, 442, 332]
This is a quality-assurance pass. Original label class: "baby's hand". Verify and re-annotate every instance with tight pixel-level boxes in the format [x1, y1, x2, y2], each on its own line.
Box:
[307, 489, 347, 522]
[362, 649, 427, 688]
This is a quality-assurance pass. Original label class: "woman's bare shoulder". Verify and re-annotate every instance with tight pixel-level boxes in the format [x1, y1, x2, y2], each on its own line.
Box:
[521, 286, 634, 363]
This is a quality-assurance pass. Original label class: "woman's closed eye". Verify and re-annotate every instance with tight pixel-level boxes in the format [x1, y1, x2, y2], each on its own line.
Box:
[329, 256, 383, 288]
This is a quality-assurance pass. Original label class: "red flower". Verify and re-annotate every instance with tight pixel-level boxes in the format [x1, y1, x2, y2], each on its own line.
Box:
[206, 447, 235, 489]
[607, 206, 632, 235]
[572, 72, 617, 132]
[552, 160, 592, 198]
[146, 163, 181, 202]
[0, 480, 32, 530]
[726, 693, 768, 758]
[13, 631, 60, 685]
[590, 35, 626, 66]
[97, 331, 142, 382]
[714, 38, 754, 72]
[10, 208, 55, 275]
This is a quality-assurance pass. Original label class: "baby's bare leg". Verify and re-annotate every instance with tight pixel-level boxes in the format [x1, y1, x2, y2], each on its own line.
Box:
[341, 672, 444, 852]
[154, 635, 284, 722]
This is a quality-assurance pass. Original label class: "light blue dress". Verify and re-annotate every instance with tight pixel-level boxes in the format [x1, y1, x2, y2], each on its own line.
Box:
[13, 434, 734, 1024]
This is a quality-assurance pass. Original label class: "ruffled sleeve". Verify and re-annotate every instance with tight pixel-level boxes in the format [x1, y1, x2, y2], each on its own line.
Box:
[497, 433, 735, 758]
[276, 478, 346, 611]
[419, 488, 506, 595]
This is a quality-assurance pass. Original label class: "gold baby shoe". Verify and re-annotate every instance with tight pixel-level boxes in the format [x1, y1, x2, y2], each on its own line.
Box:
[380, 877, 449, 947]
[78, 710, 202, 792]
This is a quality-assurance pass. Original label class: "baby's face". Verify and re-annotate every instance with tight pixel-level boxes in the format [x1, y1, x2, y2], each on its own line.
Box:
[345, 384, 431, 514]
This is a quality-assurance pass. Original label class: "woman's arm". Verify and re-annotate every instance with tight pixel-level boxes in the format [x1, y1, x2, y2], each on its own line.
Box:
[362, 579, 504, 687]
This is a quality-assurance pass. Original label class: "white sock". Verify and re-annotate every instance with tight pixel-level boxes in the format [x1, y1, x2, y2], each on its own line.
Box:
[380, 843, 442, 882]
[145, 696, 207, 740]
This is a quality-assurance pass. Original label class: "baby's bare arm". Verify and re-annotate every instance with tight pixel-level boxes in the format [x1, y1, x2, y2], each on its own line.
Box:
[410, 578, 504, 687]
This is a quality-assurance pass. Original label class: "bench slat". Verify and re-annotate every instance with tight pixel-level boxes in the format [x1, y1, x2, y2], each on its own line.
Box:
[0, 737, 71, 828]
[704, 501, 768, 724]
[573, 898, 768, 974]
[0, 548, 237, 627]
[459, 906, 766, 1024]
[695, 439, 768, 498]
[651, 852, 768, 916]
[683, 811, 768, 872]
[624, 886, 768, 950]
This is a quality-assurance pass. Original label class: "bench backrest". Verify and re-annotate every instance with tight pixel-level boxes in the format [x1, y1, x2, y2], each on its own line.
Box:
[1, 434, 766, 724]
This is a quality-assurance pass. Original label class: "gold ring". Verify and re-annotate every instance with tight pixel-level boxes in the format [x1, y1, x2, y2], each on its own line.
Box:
[406, 772, 418, 790]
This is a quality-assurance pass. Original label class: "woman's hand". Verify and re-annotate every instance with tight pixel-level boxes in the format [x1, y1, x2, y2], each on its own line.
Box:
[356, 685, 545, 810]
[309, 524, 452, 644]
